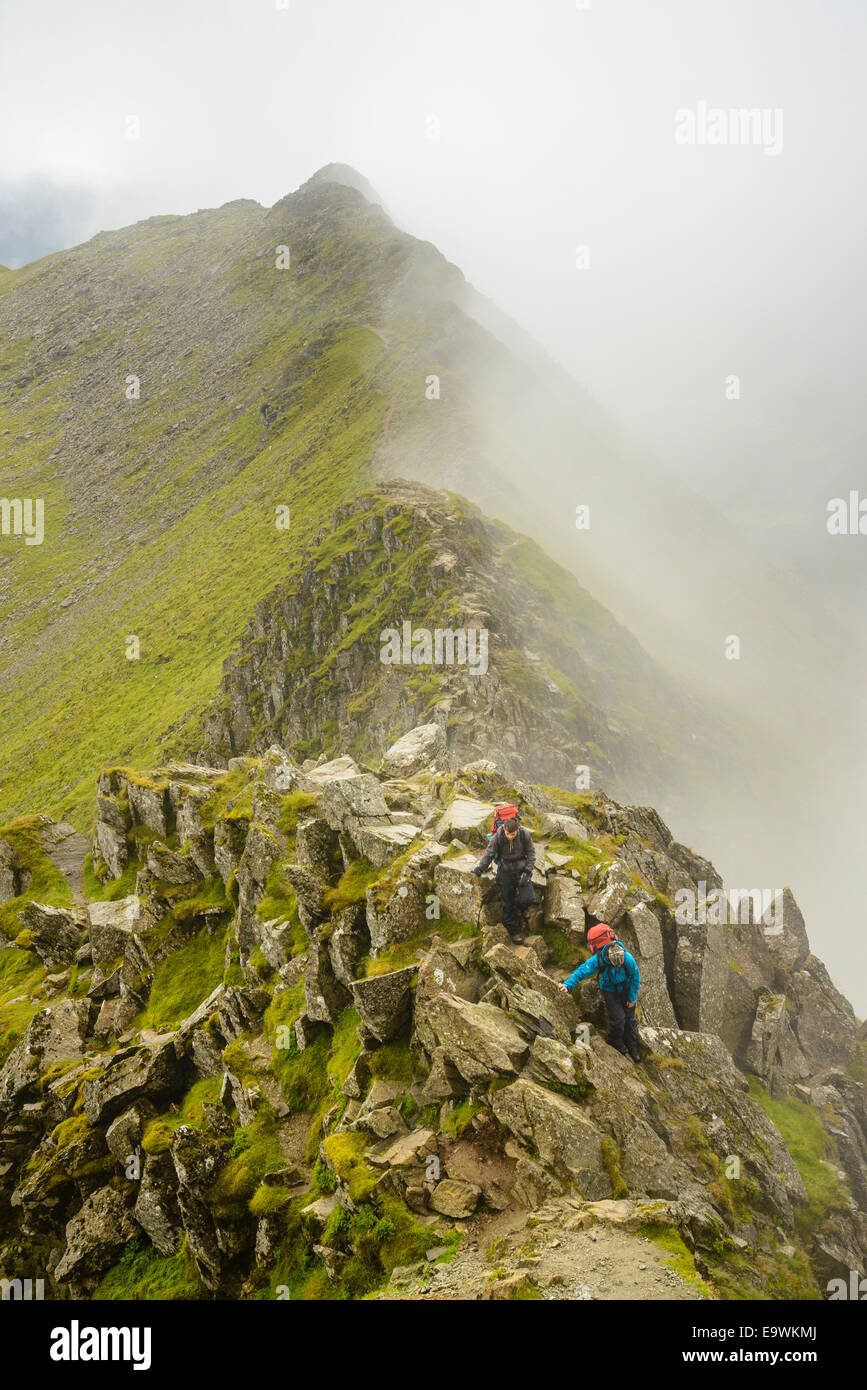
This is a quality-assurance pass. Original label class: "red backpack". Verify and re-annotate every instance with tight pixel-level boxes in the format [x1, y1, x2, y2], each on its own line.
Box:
[587, 923, 618, 952]
[586, 923, 627, 987]
[490, 803, 520, 837]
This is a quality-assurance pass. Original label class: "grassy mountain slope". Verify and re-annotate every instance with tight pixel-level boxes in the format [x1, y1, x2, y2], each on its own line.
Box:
[0, 169, 737, 835]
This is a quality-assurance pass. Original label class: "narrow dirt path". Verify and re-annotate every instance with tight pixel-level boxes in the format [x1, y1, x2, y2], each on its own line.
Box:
[44, 826, 91, 907]
[381, 1198, 710, 1301]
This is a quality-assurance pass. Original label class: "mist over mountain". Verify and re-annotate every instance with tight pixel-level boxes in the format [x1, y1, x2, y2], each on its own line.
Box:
[0, 163, 863, 1011]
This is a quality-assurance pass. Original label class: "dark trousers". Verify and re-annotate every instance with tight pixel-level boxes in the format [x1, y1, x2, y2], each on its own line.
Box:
[602, 990, 639, 1054]
[496, 865, 523, 936]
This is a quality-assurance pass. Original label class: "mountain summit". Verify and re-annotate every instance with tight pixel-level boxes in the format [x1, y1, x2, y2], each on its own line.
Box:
[303, 163, 388, 209]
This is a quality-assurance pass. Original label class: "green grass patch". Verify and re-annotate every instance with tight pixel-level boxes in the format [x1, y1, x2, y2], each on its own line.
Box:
[747, 1076, 850, 1233]
[0, 944, 46, 1063]
[93, 1237, 206, 1300]
[637, 1222, 715, 1297]
[135, 920, 229, 1029]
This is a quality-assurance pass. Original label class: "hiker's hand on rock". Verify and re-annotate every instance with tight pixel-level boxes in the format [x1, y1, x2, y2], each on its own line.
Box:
[558, 983, 570, 994]
[627, 1000, 635, 1008]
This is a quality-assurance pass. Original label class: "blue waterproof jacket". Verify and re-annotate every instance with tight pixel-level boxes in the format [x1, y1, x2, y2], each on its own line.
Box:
[563, 944, 640, 1004]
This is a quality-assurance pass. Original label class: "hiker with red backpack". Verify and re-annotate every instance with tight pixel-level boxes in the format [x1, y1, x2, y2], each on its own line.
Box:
[470, 804, 536, 945]
[560, 923, 642, 1063]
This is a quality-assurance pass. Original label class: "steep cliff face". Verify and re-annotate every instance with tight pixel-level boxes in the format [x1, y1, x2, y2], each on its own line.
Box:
[177, 480, 729, 828]
[1, 738, 864, 1300]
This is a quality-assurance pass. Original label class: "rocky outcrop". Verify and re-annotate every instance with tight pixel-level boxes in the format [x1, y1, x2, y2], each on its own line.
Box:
[0, 742, 863, 1302]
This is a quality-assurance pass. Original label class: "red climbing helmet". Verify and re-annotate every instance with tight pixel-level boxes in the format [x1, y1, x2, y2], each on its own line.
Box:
[587, 923, 618, 952]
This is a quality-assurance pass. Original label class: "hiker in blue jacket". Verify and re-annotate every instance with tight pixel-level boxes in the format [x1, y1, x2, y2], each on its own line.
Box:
[559, 924, 642, 1062]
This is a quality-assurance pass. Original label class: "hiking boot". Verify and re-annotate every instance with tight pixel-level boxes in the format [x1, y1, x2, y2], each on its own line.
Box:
[509, 932, 525, 945]
[629, 1049, 641, 1063]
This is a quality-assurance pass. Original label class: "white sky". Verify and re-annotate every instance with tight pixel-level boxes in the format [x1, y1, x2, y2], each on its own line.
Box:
[1, 0, 865, 518]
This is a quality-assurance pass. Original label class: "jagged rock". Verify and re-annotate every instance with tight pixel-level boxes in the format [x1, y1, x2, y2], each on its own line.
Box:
[529, 1035, 585, 1089]
[146, 841, 202, 886]
[178, 984, 226, 1038]
[296, 817, 341, 879]
[429, 1178, 480, 1218]
[313, 1242, 348, 1282]
[304, 756, 360, 785]
[342, 1051, 371, 1099]
[55, 1187, 139, 1284]
[744, 992, 791, 1082]
[419, 994, 529, 1084]
[543, 875, 586, 939]
[784, 957, 857, 1073]
[434, 797, 492, 846]
[328, 904, 370, 988]
[300, 1193, 338, 1230]
[268, 1201, 310, 1264]
[93, 793, 127, 835]
[213, 815, 248, 884]
[134, 1151, 182, 1256]
[353, 820, 419, 868]
[762, 887, 810, 974]
[586, 860, 633, 926]
[376, 1128, 438, 1168]
[87, 961, 122, 1001]
[236, 822, 285, 904]
[217, 986, 271, 1042]
[490, 1078, 609, 1196]
[381, 724, 447, 778]
[16, 902, 84, 970]
[105, 1101, 154, 1163]
[190, 1027, 225, 1079]
[118, 934, 153, 1006]
[0, 999, 90, 1109]
[352, 965, 417, 1042]
[618, 902, 678, 1028]
[173, 784, 216, 875]
[348, 1105, 408, 1139]
[261, 745, 300, 793]
[540, 812, 590, 841]
[357, 1080, 402, 1115]
[170, 1126, 231, 1291]
[305, 934, 351, 1024]
[92, 816, 128, 880]
[420, 1047, 468, 1103]
[284, 864, 328, 934]
[10, 1112, 108, 1228]
[482, 943, 579, 1044]
[295, 1012, 329, 1051]
[82, 1037, 183, 1125]
[86, 896, 142, 964]
[512, 1154, 566, 1208]
[673, 921, 729, 1035]
[258, 914, 299, 971]
[433, 853, 497, 928]
[94, 995, 140, 1040]
[251, 781, 283, 833]
[317, 773, 390, 831]
[638, 1026, 808, 1220]
[413, 939, 482, 1056]
[127, 779, 169, 837]
[0, 837, 18, 903]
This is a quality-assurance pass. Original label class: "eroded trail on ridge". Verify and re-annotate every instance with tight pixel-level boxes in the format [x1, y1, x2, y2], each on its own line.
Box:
[377, 1197, 709, 1301]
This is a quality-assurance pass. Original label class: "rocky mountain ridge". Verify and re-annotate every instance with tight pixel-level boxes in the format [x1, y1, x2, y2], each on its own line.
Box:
[176, 480, 718, 819]
[1, 732, 864, 1300]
